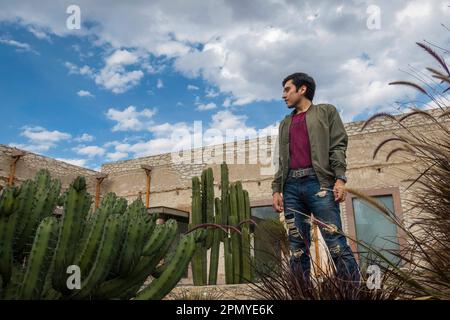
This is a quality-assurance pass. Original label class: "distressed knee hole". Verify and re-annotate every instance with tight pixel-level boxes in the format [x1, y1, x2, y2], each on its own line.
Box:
[292, 249, 304, 258]
[289, 228, 301, 238]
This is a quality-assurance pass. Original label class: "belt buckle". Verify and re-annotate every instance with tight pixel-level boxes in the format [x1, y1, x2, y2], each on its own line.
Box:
[293, 169, 304, 178]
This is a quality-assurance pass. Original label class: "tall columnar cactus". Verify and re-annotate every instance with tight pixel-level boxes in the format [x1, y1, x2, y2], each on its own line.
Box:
[0, 186, 20, 286]
[241, 189, 252, 282]
[190, 176, 207, 285]
[229, 183, 242, 283]
[190, 163, 254, 285]
[220, 163, 234, 284]
[52, 176, 91, 294]
[15, 170, 61, 261]
[19, 216, 59, 299]
[0, 169, 207, 300]
[202, 168, 215, 249]
[208, 198, 222, 285]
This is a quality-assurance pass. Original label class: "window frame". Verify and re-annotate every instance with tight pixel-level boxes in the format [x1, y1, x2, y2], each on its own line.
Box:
[344, 186, 407, 263]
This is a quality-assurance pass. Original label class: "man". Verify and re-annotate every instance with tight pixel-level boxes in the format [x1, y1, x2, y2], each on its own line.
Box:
[272, 72, 360, 282]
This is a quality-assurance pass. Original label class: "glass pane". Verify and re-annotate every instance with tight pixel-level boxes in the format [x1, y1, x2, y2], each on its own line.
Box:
[251, 206, 283, 277]
[352, 195, 400, 268]
[252, 206, 279, 220]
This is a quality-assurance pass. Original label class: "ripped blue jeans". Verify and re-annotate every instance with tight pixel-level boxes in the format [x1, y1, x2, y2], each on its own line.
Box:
[283, 172, 360, 282]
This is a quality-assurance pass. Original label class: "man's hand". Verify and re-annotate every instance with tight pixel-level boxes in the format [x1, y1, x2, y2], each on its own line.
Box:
[333, 179, 347, 202]
[273, 192, 284, 213]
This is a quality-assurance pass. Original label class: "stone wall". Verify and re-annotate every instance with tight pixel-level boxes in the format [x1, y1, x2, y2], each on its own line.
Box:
[100, 107, 450, 224]
[0, 144, 99, 194]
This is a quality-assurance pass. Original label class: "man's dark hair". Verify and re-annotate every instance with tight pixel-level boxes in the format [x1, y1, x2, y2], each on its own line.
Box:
[282, 72, 316, 101]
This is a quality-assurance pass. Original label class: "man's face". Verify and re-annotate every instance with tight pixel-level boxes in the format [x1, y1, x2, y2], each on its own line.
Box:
[282, 79, 306, 108]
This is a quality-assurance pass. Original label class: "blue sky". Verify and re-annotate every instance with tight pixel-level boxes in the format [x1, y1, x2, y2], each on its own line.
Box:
[1, 1, 449, 170]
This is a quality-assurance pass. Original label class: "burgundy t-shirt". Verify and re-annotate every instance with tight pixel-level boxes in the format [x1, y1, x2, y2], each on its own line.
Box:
[289, 111, 312, 169]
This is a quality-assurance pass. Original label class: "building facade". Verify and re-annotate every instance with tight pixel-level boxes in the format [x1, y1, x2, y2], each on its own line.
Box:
[1, 107, 448, 284]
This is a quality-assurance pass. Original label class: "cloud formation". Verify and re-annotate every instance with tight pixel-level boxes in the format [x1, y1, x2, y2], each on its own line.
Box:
[3, 1, 448, 119]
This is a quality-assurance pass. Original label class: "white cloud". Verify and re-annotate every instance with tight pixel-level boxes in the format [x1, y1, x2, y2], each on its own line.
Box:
[27, 25, 51, 41]
[106, 151, 128, 161]
[156, 78, 164, 89]
[0, 38, 38, 54]
[187, 84, 199, 90]
[95, 49, 144, 93]
[2, 0, 450, 119]
[105, 49, 140, 66]
[196, 102, 217, 111]
[113, 136, 192, 158]
[95, 66, 144, 94]
[21, 126, 71, 143]
[396, 1, 432, 25]
[66, 50, 145, 94]
[222, 98, 232, 107]
[205, 88, 219, 98]
[106, 106, 156, 131]
[103, 140, 121, 148]
[74, 133, 94, 143]
[77, 90, 94, 97]
[10, 126, 71, 153]
[64, 62, 94, 77]
[210, 110, 251, 132]
[55, 158, 88, 167]
[149, 122, 190, 137]
[74, 145, 106, 158]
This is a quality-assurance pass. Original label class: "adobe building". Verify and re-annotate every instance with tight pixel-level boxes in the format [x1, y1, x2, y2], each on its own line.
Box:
[1, 106, 449, 284]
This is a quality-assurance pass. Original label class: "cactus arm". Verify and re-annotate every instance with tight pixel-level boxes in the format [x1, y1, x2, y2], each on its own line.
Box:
[73, 192, 115, 283]
[52, 177, 89, 293]
[0, 187, 18, 217]
[0, 213, 17, 286]
[70, 214, 121, 299]
[94, 220, 178, 299]
[19, 216, 59, 299]
[12, 180, 36, 254]
[134, 232, 198, 300]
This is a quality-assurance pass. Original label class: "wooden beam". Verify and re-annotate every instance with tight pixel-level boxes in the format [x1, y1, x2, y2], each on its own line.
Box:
[94, 173, 108, 209]
[8, 149, 25, 186]
[141, 165, 153, 208]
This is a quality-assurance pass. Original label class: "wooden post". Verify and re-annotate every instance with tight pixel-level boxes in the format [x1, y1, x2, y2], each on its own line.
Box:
[94, 173, 108, 209]
[141, 165, 153, 209]
[8, 149, 25, 186]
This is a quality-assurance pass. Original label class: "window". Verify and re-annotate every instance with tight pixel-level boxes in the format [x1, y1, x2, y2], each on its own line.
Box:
[345, 187, 405, 270]
[251, 205, 285, 276]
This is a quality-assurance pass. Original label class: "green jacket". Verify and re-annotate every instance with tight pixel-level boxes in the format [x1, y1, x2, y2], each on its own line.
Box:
[271, 103, 348, 194]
